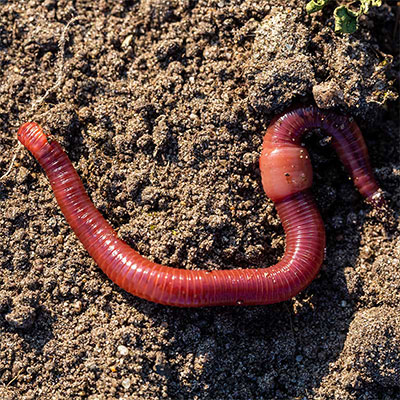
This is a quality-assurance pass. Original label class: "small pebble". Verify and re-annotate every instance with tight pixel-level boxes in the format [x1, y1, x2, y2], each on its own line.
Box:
[88, 363, 97, 371]
[73, 301, 82, 312]
[121, 35, 133, 49]
[121, 378, 131, 389]
[118, 345, 129, 356]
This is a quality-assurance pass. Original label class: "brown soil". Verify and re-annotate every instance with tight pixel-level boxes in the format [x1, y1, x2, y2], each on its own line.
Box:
[0, 1, 399, 399]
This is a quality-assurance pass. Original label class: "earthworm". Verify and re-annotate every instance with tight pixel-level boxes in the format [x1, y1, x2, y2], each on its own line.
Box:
[17, 106, 384, 307]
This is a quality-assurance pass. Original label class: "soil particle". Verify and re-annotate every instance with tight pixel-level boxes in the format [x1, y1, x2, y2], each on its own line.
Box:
[342, 307, 400, 388]
[0, 1, 399, 399]
[5, 304, 36, 330]
[314, 306, 400, 399]
[245, 7, 315, 113]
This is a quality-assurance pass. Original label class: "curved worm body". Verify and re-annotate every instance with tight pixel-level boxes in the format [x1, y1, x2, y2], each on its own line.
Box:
[18, 106, 383, 307]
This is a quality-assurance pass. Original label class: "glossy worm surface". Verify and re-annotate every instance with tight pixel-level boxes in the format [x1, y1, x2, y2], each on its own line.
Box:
[18, 106, 384, 307]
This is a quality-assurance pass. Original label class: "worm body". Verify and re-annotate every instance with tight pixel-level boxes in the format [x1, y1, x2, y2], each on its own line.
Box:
[18, 106, 383, 307]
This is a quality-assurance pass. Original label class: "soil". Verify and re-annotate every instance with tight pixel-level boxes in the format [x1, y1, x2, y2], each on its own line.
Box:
[0, 1, 399, 399]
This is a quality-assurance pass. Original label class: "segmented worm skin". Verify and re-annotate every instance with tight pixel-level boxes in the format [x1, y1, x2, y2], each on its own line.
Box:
[17, 106, 384, 307]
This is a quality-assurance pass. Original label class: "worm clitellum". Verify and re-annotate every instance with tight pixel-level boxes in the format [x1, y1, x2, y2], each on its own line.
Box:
[17, 106, 384, 307]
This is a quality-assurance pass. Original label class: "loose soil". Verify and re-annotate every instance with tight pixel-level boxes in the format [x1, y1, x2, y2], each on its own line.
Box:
[0, 1, 399, 399]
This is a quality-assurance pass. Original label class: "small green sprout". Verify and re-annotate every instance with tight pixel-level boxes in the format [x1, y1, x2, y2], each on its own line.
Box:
[306, 0, 331, 14]
[306, 0, 383, 34]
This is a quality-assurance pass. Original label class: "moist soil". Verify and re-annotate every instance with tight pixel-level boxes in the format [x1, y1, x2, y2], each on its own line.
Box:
[0, 1, 399, 399]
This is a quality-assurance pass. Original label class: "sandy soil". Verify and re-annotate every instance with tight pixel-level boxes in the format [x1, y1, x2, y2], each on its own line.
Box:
[0, 1, 399, 399]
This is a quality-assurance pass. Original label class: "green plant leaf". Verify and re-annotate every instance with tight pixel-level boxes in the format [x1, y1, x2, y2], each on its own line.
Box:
[306, 0, 331, 14]
[359, 0, 382, 15]
[334, 5, 358, 34]
[307, 0, 383, 34]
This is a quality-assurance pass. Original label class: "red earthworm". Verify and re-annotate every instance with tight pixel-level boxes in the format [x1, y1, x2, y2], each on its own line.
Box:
[17, 106, 384, 307]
